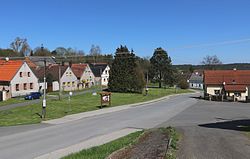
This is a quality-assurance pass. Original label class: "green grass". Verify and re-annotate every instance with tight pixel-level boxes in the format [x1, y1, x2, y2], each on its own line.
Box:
[0, 97, 26, 107]
[0, 88, 192, 126]
[62, 131, 143, 159]
[165, 127, 181, 159]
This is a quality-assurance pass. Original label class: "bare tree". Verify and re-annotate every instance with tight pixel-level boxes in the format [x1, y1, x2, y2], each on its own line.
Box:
[89, 44, 101, 56]
[10, 37, 31, 56]
[201, 55, 222, 65]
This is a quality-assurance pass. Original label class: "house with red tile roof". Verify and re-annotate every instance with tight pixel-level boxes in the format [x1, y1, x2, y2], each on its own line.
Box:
[0, 59, 39, 99]
[71, 64, 95, 89]
[204, 69, 250, 101]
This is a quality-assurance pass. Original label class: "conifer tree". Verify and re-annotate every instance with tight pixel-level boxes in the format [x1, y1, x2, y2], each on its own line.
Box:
[108, 45, 145, 93]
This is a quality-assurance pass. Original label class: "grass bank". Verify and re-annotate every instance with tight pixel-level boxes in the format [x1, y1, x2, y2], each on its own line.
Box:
[0, 97, 26, 107]
[62, 131, 143, 159]
[165, 127, 181, 159]
[0, 88, 192, 126]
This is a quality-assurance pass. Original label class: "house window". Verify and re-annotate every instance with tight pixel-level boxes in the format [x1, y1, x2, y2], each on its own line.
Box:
[66, 72, 68, 76]
[72, 81, 75, 86]
[30, 83, 33, 89]
[214, 90, 220, 95]
[24, 83, 27, 90]
[67, 82, 70, 86]
[16, 84, 19, 91]
[104, 78, 106, 82]
[28, 72, 31, 77]
[234, 92, 241, 97]
[105, 70, 108, 74]
[63, 82, 66, 86]
[19, 72, 23, 77]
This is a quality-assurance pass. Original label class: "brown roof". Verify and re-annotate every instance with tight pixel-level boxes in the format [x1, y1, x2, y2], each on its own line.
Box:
[0, 60, 23, 81]
[71, 64, 88, 78]
[224, 85, 246, 92]
[24, 57, 37, 68]
[204, 70, 250, 85]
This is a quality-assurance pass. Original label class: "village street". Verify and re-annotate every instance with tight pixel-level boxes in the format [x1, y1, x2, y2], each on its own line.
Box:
[0, 93, 250, 159]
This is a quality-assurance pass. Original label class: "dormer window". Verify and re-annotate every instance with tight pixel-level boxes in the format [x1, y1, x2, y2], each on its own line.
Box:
[28, 72, 31, 77]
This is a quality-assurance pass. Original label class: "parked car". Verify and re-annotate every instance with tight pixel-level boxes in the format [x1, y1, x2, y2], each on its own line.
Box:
[24, 92, 42, 100]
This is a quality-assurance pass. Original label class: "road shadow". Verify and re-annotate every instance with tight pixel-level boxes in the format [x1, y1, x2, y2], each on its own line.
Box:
[199, 119, 250, 132]
[190, 96, 206, 100]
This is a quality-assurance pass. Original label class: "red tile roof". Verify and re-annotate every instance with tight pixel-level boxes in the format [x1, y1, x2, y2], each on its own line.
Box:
[204, 70, 250, 85]
[0, 60, 23, 81]
[224, 85, 246, 92]
[71, 64, 88, 78]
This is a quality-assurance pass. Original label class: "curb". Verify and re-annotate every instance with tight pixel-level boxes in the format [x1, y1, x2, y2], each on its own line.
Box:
[42, 91, 198, 125]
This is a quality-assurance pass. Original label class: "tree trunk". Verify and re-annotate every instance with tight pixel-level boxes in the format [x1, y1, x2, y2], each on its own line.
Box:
[159, 72, 162, 88]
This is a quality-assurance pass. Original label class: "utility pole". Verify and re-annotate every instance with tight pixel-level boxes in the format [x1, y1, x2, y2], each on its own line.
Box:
[42, 45, 47, 119]
[146, 71, 149, 95]
[100, 68, 102, 91]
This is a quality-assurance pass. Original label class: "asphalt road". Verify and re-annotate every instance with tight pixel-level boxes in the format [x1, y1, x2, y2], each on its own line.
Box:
[0, 93, 197, 159]
[159, 97, 250, 159]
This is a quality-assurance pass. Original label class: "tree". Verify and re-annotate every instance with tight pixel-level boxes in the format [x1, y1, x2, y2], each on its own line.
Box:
[0, 49, 19, 57]
[201, 55, 222, 65]
[150, 47, 173, 88]
[89, 45, 101, 56]
[10, 37, 31, 56]
[108, 45, 145, 93]
[33, 46, 51, 56]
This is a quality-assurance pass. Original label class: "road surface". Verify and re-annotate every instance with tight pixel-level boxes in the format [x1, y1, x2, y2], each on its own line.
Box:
[0, 93, 196, 159]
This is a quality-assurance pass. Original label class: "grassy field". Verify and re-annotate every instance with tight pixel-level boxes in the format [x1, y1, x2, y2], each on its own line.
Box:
[62, 131, 143, 159]
[0, 88, 192, 126]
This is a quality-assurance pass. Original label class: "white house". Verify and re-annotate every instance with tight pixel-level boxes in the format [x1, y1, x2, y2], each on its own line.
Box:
[188, 71, 203, 89]
[33, 64, 78, 92]
[0, 59, 39, 99]
[71, 64, 95, 89]
[90, 63, 110, 86]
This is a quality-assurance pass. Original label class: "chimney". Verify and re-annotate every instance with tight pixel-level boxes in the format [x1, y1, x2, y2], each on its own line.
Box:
[5, 57, 9, 62]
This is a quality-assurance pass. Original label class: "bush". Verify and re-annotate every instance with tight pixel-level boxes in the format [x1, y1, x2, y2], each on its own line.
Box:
[178, 79, 189, 89]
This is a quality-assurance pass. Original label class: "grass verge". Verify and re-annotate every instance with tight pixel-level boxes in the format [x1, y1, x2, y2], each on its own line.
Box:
[0, 88, 192, 126]
[61, 131, 143, 159]
[165, 127, 181, 159]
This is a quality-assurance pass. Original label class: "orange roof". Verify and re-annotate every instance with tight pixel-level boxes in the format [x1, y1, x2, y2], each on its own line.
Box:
[0, 60, 23, 81]
[71, 64, 88, 78]
[224, 85, 246, 92]
[204, 70, 250, 85]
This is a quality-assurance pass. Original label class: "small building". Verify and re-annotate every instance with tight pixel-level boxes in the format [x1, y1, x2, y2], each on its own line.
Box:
[28, 56, 56, 67]
[204, 69, 250, 101]
[0, 59, 39, 99]
[90, 63, 110, 86]
[188, 71, 203, 89]
[34, 64, 78, 92]
[71, 64, 95, 89]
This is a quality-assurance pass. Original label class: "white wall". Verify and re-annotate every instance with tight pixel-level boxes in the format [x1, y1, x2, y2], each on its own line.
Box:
[61, 67, 78, 91]
[10, 62, 39, 97]
[189, 83, 203, 89]
[80, 65, 95, 88]
[52, 81, 59, 91]
[101, 66, 110, 86]
[206, 86, 222, 95]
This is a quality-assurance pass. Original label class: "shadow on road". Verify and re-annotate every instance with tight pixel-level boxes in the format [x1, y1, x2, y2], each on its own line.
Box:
[199, 119, 250, 132]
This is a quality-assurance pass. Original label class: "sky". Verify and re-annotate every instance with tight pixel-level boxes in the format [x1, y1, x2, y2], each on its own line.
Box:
[0, 0, 250, 64]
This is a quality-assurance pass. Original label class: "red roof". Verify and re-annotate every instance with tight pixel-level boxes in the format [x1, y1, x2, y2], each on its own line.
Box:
[71, 64, 88, 78]
[204, 70, 250, 85]
[0, 60, 23, 81]
[224, 85, 246, 92]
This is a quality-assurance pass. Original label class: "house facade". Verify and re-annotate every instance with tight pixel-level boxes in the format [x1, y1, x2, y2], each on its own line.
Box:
[204, 70, 250, 101]
[33, 64, 78, 92]
[90, 63, 110, 86]
[72, 64, 95, 89]
[0, 60, 39, 99]
[188, 71, 203, 89]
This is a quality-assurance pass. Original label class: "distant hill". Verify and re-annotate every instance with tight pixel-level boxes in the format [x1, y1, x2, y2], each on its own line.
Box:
[173, 63, 250, 71]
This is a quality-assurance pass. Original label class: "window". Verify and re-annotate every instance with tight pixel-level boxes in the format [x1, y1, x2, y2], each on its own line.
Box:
[66, 72, 68, 76]
[234, 92, 241, 97]
[105, 70, 108, 74]
[24, 83, 27, 90]
[67, 82, 70, 86]
[104, 78, 106, 82]
[63, 82, 66, 86]
[28, 72, 31, 77]
[72, 81, 75, 86]
[214, 90, 220, 95]
[90, 76, 92, 79]
[19, 72, 23, 77]
[16, 84, 19, 91]
[30, 83, 33, 89]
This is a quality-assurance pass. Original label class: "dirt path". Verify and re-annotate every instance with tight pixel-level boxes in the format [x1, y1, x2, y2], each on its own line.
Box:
[107, 129, 169, 159]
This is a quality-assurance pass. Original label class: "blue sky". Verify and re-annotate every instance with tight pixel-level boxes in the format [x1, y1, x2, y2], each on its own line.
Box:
[0, 0, 250, 64]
